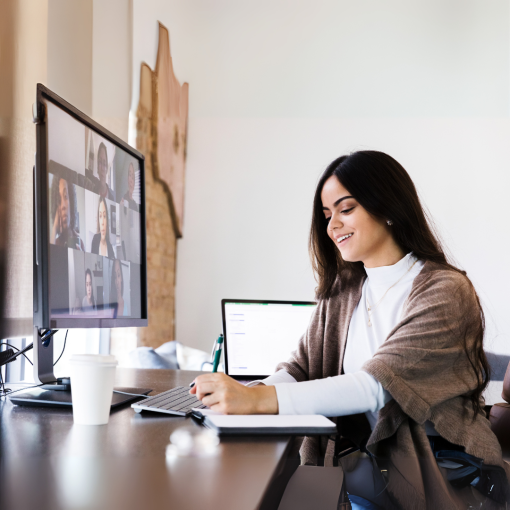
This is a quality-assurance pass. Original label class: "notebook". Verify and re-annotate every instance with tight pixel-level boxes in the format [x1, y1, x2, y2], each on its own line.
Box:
[192, 409, 336, 435]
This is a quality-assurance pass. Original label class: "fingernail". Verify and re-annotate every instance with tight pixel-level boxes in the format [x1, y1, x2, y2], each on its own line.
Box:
[189, 381, 195, 388]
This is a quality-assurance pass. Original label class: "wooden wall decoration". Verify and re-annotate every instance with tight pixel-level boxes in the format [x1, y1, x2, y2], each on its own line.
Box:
[155, 24, 189, 237]
[131, 23, 189, 348]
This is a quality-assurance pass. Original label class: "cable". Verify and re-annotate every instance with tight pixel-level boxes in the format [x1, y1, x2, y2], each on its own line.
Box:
[53, 330, 68, 366]
[113, 390, 151, 398]
[0, 342, 34, 366]
[0, 364, 5, 396]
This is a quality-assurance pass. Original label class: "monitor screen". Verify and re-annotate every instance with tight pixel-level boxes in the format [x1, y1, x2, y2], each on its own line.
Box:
[223, 301, 317, 377]
[34, 84, 147, 329]
[46, 101, 143, 320]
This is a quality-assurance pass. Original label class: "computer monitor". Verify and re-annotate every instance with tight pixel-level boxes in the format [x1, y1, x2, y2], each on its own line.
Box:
[32, 84, 148, 387]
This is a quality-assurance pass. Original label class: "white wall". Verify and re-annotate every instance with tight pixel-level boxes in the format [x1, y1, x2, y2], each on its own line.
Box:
[47, 0, 131, 140]
[132, 0, 510, 354]
[92, 0, 132, 142]
[48, 0, 93, 115]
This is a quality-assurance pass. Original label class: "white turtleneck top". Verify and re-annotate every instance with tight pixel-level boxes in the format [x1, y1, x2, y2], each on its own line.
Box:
[258, 253, 437, 434]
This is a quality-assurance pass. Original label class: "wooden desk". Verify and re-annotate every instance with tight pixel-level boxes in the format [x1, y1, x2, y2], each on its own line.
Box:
[0, 368, 298, 510]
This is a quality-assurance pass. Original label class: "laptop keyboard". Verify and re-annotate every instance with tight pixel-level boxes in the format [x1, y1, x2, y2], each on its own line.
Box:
[131, 386, 208, 416]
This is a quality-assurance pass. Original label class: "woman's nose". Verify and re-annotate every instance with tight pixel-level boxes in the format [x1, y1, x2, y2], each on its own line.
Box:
[328, 214, 343, 231]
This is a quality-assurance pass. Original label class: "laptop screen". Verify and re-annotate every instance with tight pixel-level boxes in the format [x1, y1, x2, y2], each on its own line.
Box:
[222, 300, 317, 378]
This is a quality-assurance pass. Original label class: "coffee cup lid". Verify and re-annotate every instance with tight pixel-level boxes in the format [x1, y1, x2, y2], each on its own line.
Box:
[69, 354, 118, 366]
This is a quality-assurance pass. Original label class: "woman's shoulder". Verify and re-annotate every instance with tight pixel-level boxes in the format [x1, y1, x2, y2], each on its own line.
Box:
[414, 261, 473, 292]
[408, 260, 478, 311]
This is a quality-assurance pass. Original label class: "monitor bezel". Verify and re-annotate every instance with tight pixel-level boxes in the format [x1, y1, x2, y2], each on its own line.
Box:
[221, 298, 317, 380]
[34, 83, 148, 329]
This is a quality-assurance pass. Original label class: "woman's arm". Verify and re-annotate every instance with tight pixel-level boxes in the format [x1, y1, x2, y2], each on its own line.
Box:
[274, 371, 391, 416]
[190, 370, 390, 416]
[190, 373, 279, 414]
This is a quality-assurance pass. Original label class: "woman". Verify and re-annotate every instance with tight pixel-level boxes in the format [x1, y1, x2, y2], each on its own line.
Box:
[82, 268, 97, 313]
[110, 259, 127, 317]
[191, 151, 510, 508]
[91, 197, 116, 259]
[50, 175, 85, 250]
[121, 162, 138, 212]
[95, 142, 115, 201]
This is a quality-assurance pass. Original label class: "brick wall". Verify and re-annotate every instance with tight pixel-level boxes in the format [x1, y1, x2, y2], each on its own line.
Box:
[141, 152, 177, 347]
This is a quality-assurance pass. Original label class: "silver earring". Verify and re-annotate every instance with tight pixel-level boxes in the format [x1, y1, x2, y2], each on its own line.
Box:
[387, 220, 393, 226]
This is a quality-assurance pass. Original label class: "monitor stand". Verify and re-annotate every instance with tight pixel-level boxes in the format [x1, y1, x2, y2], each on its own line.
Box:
[9, 327, 152, 409]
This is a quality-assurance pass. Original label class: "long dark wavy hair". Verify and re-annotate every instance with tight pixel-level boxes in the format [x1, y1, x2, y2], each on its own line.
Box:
[309, 150, 489, 417]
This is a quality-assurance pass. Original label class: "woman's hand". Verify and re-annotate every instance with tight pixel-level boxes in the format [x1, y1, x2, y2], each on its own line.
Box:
[190, 373, 278, 415]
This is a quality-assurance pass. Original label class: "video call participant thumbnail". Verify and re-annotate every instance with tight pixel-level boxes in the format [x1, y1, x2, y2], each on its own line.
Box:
[50, 174, 85, 251]
[110, 259, 129, 317]
[82, 268, 97, 314]
[95, 141, 115, 201]
[121, 162, 138, 212]
[91, 196, 116, 259]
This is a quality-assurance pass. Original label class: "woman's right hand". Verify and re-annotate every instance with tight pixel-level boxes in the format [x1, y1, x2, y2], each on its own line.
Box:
[190, 373, 278, 415]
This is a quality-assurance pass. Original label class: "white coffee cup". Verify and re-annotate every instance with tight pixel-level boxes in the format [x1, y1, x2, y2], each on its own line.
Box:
[69, 354, 118, 425]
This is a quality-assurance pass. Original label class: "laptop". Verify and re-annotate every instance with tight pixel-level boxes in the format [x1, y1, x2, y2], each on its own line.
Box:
[221, 299, 317, 383]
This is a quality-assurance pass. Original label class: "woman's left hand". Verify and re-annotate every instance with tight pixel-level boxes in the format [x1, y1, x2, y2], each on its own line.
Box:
[190, 373, 278, 415]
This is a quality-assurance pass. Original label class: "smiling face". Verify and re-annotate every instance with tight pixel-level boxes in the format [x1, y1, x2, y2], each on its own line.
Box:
[86, 273, 92, 300]
[321, 175, 404, 268]
[127, 163, 135, 197]
[58, 179, 70, 230]
[99, 200, 107, 241]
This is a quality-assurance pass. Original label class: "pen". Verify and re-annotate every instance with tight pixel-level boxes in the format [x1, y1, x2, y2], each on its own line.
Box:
[211, 333, 224, 373]
[189, 334, 224, 389]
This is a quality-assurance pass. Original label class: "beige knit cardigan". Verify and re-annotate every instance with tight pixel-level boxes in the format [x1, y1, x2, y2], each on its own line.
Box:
[276, 261, 510, 509]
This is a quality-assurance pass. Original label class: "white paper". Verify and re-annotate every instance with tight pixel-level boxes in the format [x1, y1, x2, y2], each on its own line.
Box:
[193, 410, 335, 430]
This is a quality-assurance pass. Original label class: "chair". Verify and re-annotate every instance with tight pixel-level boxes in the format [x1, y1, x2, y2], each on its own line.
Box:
[489, 361, 510, 455]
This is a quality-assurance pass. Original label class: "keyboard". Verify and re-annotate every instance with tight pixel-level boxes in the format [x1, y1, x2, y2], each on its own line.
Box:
[131, 386, 208, 416]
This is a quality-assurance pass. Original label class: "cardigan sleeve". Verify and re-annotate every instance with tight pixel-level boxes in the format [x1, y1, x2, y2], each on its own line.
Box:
[362, 269, 482, 425]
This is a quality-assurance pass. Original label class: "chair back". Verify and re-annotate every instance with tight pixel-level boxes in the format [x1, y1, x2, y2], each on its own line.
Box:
[503, 362, 510, 403]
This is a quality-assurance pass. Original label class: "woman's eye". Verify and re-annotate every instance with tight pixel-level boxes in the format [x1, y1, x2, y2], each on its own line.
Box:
[341, 207, 354, 214]
[325, 217, 331, 223]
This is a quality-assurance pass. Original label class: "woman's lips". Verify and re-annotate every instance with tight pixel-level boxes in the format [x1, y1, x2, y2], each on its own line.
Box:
[337, 233, 353, 246]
